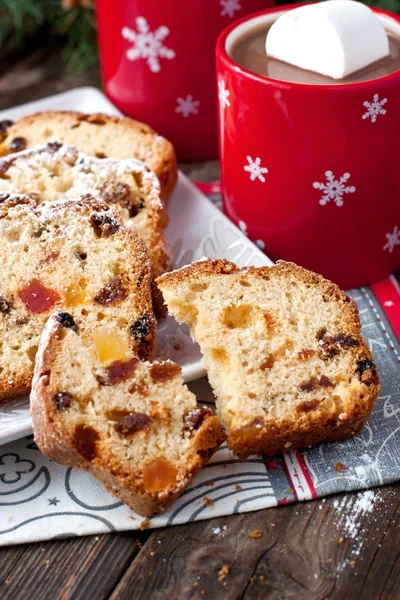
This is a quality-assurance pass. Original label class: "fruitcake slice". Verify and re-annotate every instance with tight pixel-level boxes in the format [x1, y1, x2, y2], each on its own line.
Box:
[0, 193, 156, 402]
[31, 312, 225, 517]
[0, 142, 171, 317]
[157, 259, 379, 458]
[0, 111, 177, 203]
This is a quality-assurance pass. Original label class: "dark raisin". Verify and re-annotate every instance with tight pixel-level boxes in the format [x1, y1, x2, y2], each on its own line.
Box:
[150, 362, 181, 383]
[104, 358, 139, 384]
[94, 276, 127, 306]
[9, 137, 27, 152]
[298, 399, 320, 413]
[300, 378, 318, 392]
[73, 425, 99, 461]
[54, 391, 73, 410]
[0, 296, 11, 314]
[77, 251, 87, 261]
[89, 212, 120, 238]
[329, 333, 359, 348]
[0, 119, 13, 133]
[114, 413, 153, 437]
[129, 314, 152, 341]
[0, 192, 10, 202]
[318, 375, 334, 388]
[99, 180, 130, 204]
[356, 359, 377, 386]
[316, 327, 327, 340]
[47, 141, 63, 152]
[184, 407, 211, 432]
[0, 160, 8, 177]
[55, 312, 78, 332]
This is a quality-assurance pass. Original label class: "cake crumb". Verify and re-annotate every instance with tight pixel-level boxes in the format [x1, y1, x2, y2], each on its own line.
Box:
[235, 484, 243, 491]
[204, 496, 214, 507]
[335, 462, 347, 472]
[207, 481, 215, 487]
[218, 565, 230, 582]
[338, 537, 344, 544]
[259, 575, 265, 581]
[193, 582, 199, 587]
[150, 551, 156, 557]
[248, 529, 263, 539]
[140, 519, 151, 530]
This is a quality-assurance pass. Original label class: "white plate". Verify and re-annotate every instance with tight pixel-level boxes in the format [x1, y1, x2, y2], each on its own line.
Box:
[0, 86, 273, 446]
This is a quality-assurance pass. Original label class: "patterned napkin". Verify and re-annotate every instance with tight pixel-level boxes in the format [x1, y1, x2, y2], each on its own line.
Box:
[0, 187, 399, 546]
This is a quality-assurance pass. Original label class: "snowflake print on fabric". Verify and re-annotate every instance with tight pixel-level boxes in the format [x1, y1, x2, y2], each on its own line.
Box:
[220, 0, 242, 18]
[244, 156, 268, 183]
[175, 95, 200, 118]
[362, 94, 387, 123]
[122, 16, 175, 73]
[383, 226, 400, 253]
[313, 171, 356, 207]
[218, 80, 230, 108]
[238, 220, 265, 250]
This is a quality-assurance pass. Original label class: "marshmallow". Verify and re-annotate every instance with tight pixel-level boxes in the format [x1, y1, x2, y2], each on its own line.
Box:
[266, 0, 390, 80]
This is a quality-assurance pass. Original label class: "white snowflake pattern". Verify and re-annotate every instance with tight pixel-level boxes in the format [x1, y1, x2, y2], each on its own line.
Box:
[362, 94, 387, 123]
[218, 80, 230, 108]
[175, 95, 200, 118]
[220, 0, 242, 18]
[238, 220, 265, 249]
[121, 16, 175, 73]
[244, 156, 268, 183]
[383, 225, 400, 253]
[313, 171, 356, 207]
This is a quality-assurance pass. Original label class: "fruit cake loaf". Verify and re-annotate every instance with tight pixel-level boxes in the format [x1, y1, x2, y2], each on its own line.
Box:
[157, 259, 379, 458]
[31, 311, 225, 516]
[0, 142, 171, 318]
[0, 111, 177, 203]
[0, 193, 156, 403]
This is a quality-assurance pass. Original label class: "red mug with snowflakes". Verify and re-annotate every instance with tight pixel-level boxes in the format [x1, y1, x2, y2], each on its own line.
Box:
[217, 4, 400, 289]
[95, 0, 272, 161]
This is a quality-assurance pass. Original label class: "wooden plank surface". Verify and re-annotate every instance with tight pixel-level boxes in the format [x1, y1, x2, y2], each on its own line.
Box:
[0, 32, 399, 600]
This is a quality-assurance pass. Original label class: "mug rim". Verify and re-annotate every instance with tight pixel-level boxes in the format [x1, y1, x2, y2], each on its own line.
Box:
[217, 2, 400, 91]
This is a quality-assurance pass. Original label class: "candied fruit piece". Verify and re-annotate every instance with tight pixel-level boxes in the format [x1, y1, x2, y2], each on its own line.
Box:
[298, 348, 316, 361]
[18, 279, 60, 314]
[63, 280, 88, 307]
[73, 425, 99, 461]
[150, 362, 182, 383]
[222, 305, 252, 329]
[143, 458, 178, 493]
[260, 355, 275, 370]
[93, 327, 131, 364]
[94, 276, 127, 306]
[264, 312, 276, 331]
[114, 412, 153, 437]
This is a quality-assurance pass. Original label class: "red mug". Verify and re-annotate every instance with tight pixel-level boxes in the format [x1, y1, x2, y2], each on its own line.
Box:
[217, 4, 400, 289]
[96, 0, 273, 161]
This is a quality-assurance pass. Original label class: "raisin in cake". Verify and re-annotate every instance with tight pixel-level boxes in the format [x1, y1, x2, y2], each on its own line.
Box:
[0, 193, 156, 403]
[0, 142, 171, 317]
[157, 259, 379, 458]
[0, 111, 177, 203]
[31, 311, 224, 516]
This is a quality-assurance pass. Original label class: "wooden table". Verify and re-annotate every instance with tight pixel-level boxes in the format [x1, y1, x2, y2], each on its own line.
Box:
[0, 39, 398, 600]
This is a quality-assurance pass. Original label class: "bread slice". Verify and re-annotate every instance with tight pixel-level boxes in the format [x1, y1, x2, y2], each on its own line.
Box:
[0, 111, 177, 203]
[0, 142, 171, 317]
[157, 259, 379, 458]
[0, 193, 156, 403]
[31, 311, 225, 516]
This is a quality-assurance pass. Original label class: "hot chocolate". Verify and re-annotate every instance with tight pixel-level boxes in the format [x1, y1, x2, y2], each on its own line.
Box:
[231, 23, 400, 85]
